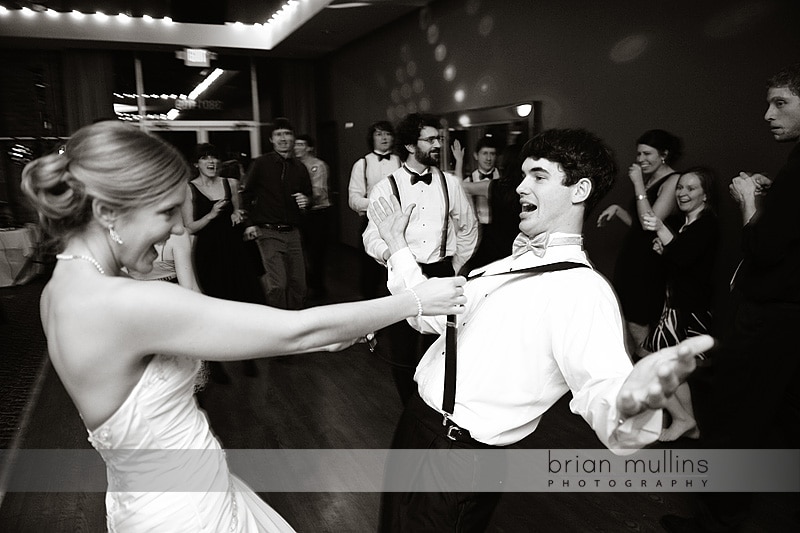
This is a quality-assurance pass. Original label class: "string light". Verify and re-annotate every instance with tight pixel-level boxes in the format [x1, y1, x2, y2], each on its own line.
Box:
[0, 1, 308, 27]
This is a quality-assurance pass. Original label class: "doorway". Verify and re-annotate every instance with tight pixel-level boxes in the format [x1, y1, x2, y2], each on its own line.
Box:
[143, 121, 259, 174]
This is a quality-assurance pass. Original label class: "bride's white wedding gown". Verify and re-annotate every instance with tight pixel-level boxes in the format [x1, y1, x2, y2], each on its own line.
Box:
[85, 354, 295, 532]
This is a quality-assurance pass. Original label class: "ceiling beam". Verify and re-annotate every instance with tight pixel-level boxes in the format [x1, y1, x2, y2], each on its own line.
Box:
[0, 0, 332, 51]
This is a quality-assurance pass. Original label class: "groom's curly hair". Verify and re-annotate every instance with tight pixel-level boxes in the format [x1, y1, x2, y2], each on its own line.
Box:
[519, 128, 618, 214]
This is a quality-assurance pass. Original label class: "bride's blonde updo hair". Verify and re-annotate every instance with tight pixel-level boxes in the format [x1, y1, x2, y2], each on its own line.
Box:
[22, 120, 191, 244]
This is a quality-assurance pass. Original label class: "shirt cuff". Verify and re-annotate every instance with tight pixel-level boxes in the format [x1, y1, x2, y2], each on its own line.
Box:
[387, 248, 444, 335]
[386, 247, 426, 294]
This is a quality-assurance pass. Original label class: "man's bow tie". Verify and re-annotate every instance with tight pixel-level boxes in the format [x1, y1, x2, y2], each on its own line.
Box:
[410, 172, 432, 185]
[374, 152, 392, 161]
[512, 232, 584, 258]
[479, 172, 494, 180]
[512, 232, 549, 258]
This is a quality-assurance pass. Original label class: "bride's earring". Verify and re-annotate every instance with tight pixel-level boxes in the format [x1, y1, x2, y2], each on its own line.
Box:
[108, 224, 124, 245]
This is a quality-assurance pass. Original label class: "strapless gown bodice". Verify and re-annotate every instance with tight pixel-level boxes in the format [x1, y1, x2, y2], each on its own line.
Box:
[85, 354, 295, 532]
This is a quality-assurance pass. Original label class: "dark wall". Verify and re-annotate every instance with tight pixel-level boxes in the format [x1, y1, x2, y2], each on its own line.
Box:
[322, 0, 800, 284]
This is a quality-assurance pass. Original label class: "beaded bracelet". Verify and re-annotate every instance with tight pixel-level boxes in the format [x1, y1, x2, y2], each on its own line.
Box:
[405, 287, 423, 318]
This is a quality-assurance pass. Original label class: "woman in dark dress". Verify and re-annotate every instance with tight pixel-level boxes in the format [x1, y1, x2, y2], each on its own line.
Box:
[642, 167, 720, 441]
[597, 129, 683, 357]
[183, 144, 264, 303]
[183, 144, 265, 381]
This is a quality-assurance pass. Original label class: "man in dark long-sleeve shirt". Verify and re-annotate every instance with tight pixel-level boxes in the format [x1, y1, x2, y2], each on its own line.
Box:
[662, 63, 800, 533]
[242, 118, 312, 309]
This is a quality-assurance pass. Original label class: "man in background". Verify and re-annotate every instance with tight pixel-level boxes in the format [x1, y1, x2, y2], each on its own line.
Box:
[662, 63, 800, 533]
[241, 118, 312, 310]
[461, 136, 501, 270]
[348, 121, 402, 298]
[363, 113, 477, 405]
[294, 133, 332, 301]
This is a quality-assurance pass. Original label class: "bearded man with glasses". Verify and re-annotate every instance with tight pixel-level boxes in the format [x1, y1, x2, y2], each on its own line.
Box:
[363, 113, 478, 406]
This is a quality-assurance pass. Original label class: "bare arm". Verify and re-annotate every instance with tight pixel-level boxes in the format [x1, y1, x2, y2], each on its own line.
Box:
[596, 204, 632, 228]
[169, 232, 200, 291]
[650, 173, 680, 220]
[641, 213, 674, 246]
[113, 274, 465, 362]
[629, 165, 679, 223]
[182, 182, 228, 234]
[228, 178, 245, 225]
[451, 139, 464, 180]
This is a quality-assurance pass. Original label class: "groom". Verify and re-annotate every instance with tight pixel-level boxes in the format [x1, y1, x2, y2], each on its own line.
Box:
[372, 128, 712, 533]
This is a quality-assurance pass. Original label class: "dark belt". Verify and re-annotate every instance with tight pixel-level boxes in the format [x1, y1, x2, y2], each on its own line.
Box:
[261, 223, 294, 233]
[408, 393, 489, 447]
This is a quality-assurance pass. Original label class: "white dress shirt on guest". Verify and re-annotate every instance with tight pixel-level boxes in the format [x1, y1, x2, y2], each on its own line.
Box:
[385, 233, 662, 452]
[466, 167, 499, 224]
[363, 165, 478, 274]
[348, 151, 402, 215]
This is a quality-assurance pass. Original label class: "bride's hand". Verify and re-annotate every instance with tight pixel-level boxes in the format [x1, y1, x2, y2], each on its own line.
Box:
[410, 276, 467, 316]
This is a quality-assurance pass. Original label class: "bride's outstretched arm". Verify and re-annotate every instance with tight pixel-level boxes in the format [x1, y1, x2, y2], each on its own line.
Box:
[113, 273, 466, 361]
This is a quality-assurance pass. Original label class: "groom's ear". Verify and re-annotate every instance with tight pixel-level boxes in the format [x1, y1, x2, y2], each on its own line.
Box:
[571, 178, 592, 204]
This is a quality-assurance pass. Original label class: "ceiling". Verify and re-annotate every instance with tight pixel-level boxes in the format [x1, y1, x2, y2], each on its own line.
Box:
[6, 0, 433, 57]
[272, 0, 432, 57]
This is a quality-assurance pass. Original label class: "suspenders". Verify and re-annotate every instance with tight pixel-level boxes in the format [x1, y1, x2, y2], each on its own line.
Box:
[442, 261, 589, 417]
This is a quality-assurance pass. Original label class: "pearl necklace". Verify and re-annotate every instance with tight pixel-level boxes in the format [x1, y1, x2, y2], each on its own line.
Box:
[55, 253, 106, 275]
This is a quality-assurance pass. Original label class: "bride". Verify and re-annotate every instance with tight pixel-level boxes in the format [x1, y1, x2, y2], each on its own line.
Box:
[22, 120, 467, 532]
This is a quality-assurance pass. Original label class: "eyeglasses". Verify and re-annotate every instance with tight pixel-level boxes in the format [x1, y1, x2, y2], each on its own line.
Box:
[418, 135, 444, 145]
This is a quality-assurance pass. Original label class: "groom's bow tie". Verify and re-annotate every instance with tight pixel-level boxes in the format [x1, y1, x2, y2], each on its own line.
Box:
[512, 232, 549, 258]
[512, 233, 584, 258]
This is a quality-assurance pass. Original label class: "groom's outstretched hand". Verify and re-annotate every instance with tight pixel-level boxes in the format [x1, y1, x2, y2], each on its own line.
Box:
[616, 335, 715, 418]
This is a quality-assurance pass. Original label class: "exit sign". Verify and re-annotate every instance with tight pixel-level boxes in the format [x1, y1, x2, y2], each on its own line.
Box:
[184, 48, 211, 67]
